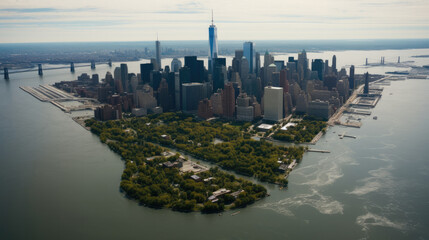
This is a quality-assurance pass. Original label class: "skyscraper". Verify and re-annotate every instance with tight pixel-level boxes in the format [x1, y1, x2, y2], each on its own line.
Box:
[222, 83, 236, 118]
[140, 63, 153, 84]
[208, 11, 218, 73]
[311, 59, 324, 81]
[213, 58, 226, 93]
[184, 56, 204, 83]
[255, 52, 261, 75]
[364, 72, 369, 94]
[263, 86, 283, 122]
[349, 65, 355, 90]
[155, 38, 161, 71]
[332, 55, 337, 73]
[120, 63, 128, 92]
[182, 83, 204, 112]
[243, 42, 254, 73]
[171, 58, 182, 72]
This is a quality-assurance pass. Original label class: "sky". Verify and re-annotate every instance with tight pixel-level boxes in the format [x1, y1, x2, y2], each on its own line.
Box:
[0, 0, 429, 43]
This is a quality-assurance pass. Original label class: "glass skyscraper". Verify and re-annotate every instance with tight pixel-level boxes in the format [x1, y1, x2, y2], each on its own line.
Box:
[243, 42, 254, 73]
[208, 12, 218, 73]
[155, 40, 161, 71]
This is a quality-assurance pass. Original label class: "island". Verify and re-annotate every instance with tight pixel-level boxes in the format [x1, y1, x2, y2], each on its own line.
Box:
[85, 112, 306, 213]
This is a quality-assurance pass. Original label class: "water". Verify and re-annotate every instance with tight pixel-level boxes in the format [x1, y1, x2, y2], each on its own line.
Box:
[1, 49, 429, 239]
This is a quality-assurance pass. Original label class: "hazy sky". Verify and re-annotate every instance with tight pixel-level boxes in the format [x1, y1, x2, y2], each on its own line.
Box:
[1, 0, 428, 43]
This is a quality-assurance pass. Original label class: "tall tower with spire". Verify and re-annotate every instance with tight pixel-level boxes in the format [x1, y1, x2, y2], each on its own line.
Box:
[155, 34, 161, 71]
[208, 10, 218, 73]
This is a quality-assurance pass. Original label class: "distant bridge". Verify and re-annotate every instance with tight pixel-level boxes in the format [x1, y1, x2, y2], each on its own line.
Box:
[2, 60, 112, 79]
[364, 56, 414, 66]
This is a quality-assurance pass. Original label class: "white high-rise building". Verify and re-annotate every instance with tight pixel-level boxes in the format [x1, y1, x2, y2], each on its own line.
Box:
[263, 86, 283, 122]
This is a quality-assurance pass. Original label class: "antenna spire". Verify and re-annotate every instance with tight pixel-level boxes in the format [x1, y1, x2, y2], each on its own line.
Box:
[156, 32, 158, 41]
[211, 10, 214, 25]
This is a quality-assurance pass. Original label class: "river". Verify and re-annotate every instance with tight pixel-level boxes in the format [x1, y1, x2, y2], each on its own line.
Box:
[0, 48, 428, 239]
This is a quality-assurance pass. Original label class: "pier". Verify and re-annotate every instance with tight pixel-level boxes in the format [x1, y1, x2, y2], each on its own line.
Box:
[307, 149, 330, 153]
[344, 108, 371, 115]
[339, 132, 357, 139]
[20, 85, 101, 113]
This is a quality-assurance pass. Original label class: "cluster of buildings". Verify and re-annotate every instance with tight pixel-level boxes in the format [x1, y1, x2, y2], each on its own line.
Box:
[55, 16, 357, 122]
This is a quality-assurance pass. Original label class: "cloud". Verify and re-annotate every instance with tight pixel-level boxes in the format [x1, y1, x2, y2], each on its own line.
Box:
[151, 10, 203, 14]
[0, 20, 125, 28]
[0, 0, 428, 42]
[0, 8, 97, 13]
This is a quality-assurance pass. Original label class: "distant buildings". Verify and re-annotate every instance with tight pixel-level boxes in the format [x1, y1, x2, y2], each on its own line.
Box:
[48, 34, 362, 124]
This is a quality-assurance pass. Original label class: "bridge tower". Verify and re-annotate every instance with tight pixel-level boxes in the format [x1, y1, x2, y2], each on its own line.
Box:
[38, 64, 43, 76]
[365, 58, 368, 66]
[91, 60, 96, 70]
[108, 59, 112, 67]
[398, 56, 400, 63]
[4, 68, 9, 80]
[70, 62, 75, 72]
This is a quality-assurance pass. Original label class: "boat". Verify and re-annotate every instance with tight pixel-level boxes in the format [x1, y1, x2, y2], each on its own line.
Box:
[373, 116, 378, 120]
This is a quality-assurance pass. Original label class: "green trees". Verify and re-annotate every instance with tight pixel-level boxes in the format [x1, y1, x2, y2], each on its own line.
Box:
[273, 119, 327, 143]
[202, 201, 224, 213]
[111, 113, 305, 184]
[85, 112, 307, 213]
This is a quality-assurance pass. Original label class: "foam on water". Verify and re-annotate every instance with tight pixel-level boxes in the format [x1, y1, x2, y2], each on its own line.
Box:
[348, 165, 394, 196]
[258, 189, 344, 216]
[356, 212, 407, 232]
[295, 148, 356, 187]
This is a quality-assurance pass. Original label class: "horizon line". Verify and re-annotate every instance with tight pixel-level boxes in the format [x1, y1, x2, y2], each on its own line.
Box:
[1, 38, 429, 45]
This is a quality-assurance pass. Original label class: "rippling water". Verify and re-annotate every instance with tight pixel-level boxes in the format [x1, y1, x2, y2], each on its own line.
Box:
[0, 49, 428, 239]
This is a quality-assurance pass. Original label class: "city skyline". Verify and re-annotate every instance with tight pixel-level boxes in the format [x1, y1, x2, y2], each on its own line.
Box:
[1, 0, 429, 43]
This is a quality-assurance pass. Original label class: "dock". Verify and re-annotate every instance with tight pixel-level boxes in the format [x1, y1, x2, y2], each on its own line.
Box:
[307, 149, 330, 153]
[344, 108, 372, 115]
[338, 133, 356, 139]
[21, 84, 101, 113]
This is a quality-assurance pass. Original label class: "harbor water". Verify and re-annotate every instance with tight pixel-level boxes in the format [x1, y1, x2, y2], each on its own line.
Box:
[1, 48, 429, 239]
